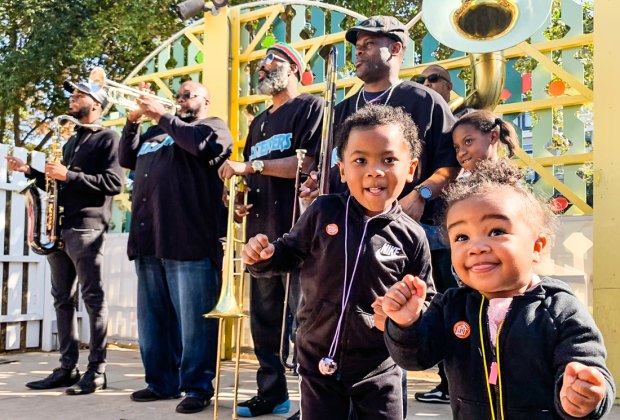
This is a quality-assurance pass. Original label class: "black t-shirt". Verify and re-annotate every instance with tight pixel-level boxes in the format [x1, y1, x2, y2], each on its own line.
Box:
[243, 93, 324, 240]
[330, 81, 458, 224]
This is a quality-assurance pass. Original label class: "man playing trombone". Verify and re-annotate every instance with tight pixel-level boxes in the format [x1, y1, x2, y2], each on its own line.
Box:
[218, 42, 324, 418]
[119, 80, 232, 414]
[7, 79, 123, 395]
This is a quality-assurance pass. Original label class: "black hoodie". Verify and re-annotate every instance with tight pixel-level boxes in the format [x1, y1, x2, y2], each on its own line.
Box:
[248, 193, 435, 381]
[385, 278, 615, 420]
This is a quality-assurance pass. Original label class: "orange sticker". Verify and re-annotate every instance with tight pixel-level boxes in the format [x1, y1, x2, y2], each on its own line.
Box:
[453, 321, 471, 339]
[325, 224, 339, 236]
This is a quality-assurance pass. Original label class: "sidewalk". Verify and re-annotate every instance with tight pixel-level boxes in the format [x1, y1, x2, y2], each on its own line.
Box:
[0, 348, 617, 419]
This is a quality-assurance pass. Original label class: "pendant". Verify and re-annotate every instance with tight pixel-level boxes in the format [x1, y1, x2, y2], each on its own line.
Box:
[318, 357, 337, 376]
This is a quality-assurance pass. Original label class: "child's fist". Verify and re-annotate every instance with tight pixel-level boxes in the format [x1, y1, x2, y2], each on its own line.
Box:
[560, 361, 606, 417]
[371, 296, 387, 331]
[243, 234, 275, 265]
[382, 275, 426, 328]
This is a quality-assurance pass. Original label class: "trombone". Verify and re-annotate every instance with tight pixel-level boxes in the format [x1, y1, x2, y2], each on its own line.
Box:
[88, 67, 179, 113]
[205, 175, 248, 420]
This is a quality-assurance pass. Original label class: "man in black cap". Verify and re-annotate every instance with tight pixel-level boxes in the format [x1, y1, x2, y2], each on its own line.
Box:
[331, 15, 459, 214]
[7, 79, 123, 394]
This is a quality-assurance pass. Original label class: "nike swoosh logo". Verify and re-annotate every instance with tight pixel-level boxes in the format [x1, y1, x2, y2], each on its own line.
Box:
[375, 250, 407, 262]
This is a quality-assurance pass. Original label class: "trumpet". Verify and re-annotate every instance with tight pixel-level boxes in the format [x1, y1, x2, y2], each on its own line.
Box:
[88, 67, 179, 113]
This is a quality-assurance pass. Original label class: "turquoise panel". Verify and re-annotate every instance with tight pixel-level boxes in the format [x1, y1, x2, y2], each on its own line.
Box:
[291, 5, 306, 43]
[421, 33, 439, 64]
[504, 58, 522, 105]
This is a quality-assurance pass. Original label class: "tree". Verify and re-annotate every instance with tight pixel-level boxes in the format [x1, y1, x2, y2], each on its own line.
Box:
[0, 0, 182, 149]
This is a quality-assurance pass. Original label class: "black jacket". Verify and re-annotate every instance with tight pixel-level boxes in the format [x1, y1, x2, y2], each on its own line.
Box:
[385, 278, 615, 420]
[248, 193, 435, 381]
[119, 113, 232, 264]
[30, 126, 123, 230]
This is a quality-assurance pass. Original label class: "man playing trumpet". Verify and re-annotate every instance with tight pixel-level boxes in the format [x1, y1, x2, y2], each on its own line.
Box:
[119, 80, 232, 414]
[7, 79, 123, 395]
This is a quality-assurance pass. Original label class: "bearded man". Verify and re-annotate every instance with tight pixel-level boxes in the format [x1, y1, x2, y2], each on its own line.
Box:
[218, 42, 324, 418]
[119, 80, 232, 414]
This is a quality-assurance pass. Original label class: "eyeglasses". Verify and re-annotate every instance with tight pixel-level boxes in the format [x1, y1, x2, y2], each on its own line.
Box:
[415, 73, 450, 84]
[260, 53, 289, 66]
[175, 92, 203, 101]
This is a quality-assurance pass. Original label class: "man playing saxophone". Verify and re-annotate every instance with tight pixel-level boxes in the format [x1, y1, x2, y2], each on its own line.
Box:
[6, 79, 123, 394]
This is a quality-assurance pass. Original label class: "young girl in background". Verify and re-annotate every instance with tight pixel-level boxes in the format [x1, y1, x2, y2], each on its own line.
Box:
[452, 110, 518, 173]
[382, 159, 615, 420]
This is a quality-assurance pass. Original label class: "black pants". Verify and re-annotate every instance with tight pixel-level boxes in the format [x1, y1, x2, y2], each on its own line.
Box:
[300, 365, 403, 420]
[47, 228, 107, 373]
[250, 272, 300, 403]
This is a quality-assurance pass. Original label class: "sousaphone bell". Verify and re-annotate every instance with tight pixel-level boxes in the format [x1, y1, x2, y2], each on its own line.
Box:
[422, 0, 553, 110]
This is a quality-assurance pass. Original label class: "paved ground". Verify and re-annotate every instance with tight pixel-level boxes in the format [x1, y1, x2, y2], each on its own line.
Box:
[0, 347, 618, 419]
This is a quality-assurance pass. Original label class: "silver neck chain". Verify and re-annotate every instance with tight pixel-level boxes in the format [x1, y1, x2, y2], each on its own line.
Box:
[355, 81, 401, 111]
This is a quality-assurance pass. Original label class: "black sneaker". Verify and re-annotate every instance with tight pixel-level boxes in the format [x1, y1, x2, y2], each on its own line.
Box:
[25, 367, 80, 390]
[130, 388, 181, 402]
[237, 396, 290, 417]
[287, 410, 300, 420]
[65, 370, 107, 395]
[414, 387, 450, 404]
[176, 396, 211, 414]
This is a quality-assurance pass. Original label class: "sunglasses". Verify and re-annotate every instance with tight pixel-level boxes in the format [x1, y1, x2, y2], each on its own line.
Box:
[175, 92, 203, 101]
[260, 53, 289, 66]
[415, 73, 450, 84]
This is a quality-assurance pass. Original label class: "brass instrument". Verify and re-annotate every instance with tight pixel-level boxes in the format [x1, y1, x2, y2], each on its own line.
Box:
[19, 115, 99, 255]
[422, 0, 553, 110]
[88, 67, 179, 113]
[277, 47, 339, 370]
[204, 174, 248, 420]
[317, 46, 338, 195]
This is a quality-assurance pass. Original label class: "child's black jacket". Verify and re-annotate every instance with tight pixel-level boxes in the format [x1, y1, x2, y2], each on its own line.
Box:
[248, 193, 435, 381]
[385, 278, 615, 419]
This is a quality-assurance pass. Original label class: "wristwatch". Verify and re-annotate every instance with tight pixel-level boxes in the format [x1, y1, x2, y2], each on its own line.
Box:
[251, 160, 265, 174]
[413, 184, 433, 201]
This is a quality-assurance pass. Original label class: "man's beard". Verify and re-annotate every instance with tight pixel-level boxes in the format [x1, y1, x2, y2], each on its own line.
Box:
[178, 104, 201, 121]
[257, 62, 290, 95]
[68, 105, 90, 120]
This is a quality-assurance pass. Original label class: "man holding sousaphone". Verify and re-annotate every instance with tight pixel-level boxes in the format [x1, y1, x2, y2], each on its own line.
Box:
[218, 42, 324, 418]
[7, 79, 124, 395]
[118, 80, 232, 414]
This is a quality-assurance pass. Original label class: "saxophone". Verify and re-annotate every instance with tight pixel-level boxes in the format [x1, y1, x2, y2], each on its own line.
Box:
[20, 115, 101, 255]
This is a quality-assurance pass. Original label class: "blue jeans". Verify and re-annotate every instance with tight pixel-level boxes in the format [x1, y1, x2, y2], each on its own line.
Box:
[135, 256, 220, 400]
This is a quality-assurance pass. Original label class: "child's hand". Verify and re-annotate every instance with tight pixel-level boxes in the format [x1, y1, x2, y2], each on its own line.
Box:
[560, 361, 606, 417]
[382, 275, 426, 328]
[371, 296, 387, 331]
[243, 234, 275, 265]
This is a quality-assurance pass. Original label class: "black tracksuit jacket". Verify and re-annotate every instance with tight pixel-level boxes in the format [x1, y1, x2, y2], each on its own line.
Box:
[385, 278, 615, 419]
[248, 193, 435, 382]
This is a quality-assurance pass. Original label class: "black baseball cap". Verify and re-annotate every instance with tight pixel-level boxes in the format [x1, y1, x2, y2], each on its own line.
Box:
[63, 79, 109, 108]
[345, 16, 408, 47]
